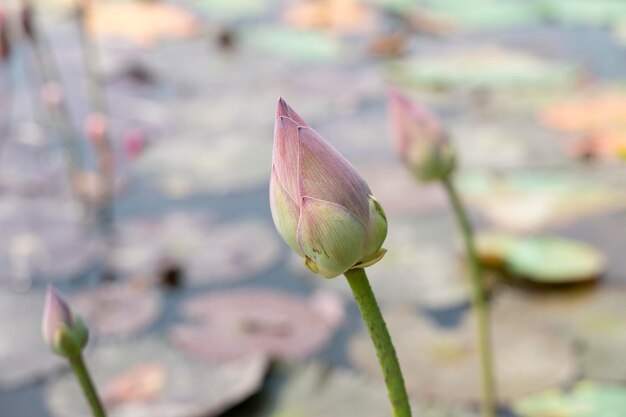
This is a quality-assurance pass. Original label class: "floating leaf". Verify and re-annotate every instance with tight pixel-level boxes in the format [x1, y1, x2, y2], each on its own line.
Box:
[506, 236, 605, 283]
[538, 0, 626, 25]
[46, 339, 268, 417]
[474, 232, 520, 269]
[513, 381, 626, 417]
[0, 197, 98, 285]
[170, 289, 342, 361]
[458, 171, 626, 233]
[0, 290, 64, 388]
[390, 47, 578, 91]
[136, 137, 270, 196]
[283, 0, 377, 34]
[349, 307, 576, 402]
[86, 1, 201, 46]
[72, 281, 163, 340]
[427, 0, 539, 30]
[192, 0, 270, 21]
[110, 213, 281, 286]
[243, 27, 343, 63]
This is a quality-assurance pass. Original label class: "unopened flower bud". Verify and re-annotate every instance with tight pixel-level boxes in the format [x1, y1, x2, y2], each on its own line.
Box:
[388, 88, 456, 182]
[85, 112, 108, 143]
[270, 98, 387, 279]
[42, 286, 88, 358]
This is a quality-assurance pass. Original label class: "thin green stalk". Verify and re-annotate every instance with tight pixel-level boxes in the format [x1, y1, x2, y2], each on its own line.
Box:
[68, 354, 107, 417]
[442, 175, 497, 417]
[345, 268, 411, 417]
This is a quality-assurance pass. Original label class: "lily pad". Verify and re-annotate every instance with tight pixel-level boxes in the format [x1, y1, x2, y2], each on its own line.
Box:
[0, 290, 65, 388]
[506, 237, 605, 283]
[427, 0, 539, 30]
[71, 281, 163, 340]
[513, 381, 626, 417]
[170, 289, 342, 361]
[46, 339, 268, 417]
[86, 1, 201, 46]
[390, 47, 578, 91]
[538, 0, 626, 25]
[110, 213, 281, 286]
[136, 136, 271, 196]
[0, 197, 98, 285]
[474, 232, 520, 269]
[193, 0, 270, 21]
[458, 171, 626, 233]
[242, 27, 343, 63]
[349, 307, 576, 403]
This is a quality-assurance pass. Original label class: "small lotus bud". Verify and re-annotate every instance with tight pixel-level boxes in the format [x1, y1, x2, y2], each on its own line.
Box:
[85, 112, 108, 143]
[388, 88, 456, 182]
[122, 128, 148, 159]
[270, 98, 387, 279]
[0, 11, 11, 63]
[42, 286, 88, 357]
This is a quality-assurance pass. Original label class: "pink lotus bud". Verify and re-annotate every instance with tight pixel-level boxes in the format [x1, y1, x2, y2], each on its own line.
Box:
[42, 286, 88, 357]
[388, 88, 456, 182]
[85, 112, 108, 143]
[270, 98, 387, 278]
[0, 11, 11, 63]
[122, 128, 148, 159]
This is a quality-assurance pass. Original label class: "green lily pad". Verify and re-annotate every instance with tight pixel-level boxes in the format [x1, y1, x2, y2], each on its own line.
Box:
[513, 381, 626, 417]
[506, 237, 605, 283]
[349, 306, 576, 403]
[193, 0, 270, 21]
[538, 0, 626, 25]
[474, 232, 521, 269]
[243, 27, 343, 63]
[458, 171, 626, 233]
[428, 0, 539, 30]
[390, 47, 578, 91]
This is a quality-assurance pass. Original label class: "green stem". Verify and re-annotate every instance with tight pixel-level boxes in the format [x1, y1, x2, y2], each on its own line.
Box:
[68, 354, 107, 417]
[442, 176, 497, 417]
[345, 268, 412, 417]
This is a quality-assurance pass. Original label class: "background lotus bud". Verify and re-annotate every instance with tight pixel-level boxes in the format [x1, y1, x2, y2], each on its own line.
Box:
[0, 11, 11, 63]
[42, 286, 88, 358]
[270, 98, 387, 279]
[388, 88, 456, 182]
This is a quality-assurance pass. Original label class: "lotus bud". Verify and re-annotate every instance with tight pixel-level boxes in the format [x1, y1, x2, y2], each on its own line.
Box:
[388, 88, 456, 182]
[270, 98, 387, 279]
[42, 286, 88, 358]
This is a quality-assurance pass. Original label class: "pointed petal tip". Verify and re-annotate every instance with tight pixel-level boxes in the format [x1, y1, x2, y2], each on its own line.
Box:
[275, 98, 308, 126]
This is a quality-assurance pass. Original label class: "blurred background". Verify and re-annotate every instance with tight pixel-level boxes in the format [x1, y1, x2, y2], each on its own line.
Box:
[1, 0, 626, 416]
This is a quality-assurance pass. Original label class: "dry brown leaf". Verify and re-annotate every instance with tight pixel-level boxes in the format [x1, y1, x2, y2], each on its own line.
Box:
[86, 1, 200, 46]
[283, 0, 376, 33]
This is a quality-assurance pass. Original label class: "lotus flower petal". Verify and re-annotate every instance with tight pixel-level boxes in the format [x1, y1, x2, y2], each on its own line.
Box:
[298, 126, 370, 224]
[297, 197, 366, 278]
[270, 167, 301, 255]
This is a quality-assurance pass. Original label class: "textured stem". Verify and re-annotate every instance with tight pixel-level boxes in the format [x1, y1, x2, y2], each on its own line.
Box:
[345, 268, 412, 417]
[68, 354, 107, 417]
[442, 176, 497, 417]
